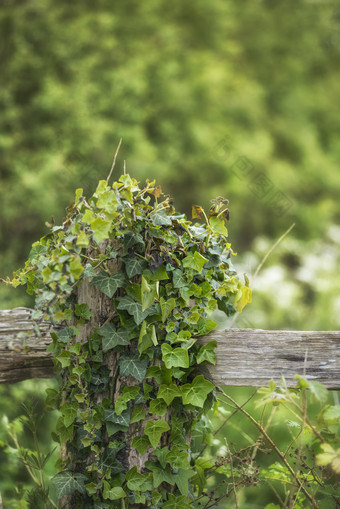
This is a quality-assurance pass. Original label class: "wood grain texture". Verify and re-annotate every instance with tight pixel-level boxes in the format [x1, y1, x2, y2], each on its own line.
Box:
[1, 308, 339, 388]
[198, 329, 340, 389]
[0, 307, 54, 383]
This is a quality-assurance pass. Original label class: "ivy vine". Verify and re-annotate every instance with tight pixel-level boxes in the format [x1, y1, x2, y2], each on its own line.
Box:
[9, 174, 251, 508]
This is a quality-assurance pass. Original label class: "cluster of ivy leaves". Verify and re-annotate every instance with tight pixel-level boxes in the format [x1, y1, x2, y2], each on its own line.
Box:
[8, 174, 251, 508]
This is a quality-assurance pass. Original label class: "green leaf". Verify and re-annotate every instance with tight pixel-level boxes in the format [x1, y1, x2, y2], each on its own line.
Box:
[145, 462, 175, 488]
[161, 344, 189, 369]
[99, 449, 125, 473]
[114, 387, 140, 415]
[55, 417, 74, 443]
[69, 257, 84, 279]
[144, 419, 170, 448]
[324, 405, 340, 423]
[196, 341, 217, 365]
[181, 376, 214, 408]
[119, 353, 149, 381]
[104, 408, 130, 427]
[182, 251, 208, 273]
[209, 215, 228, 236]
[138, 322, 157, 354]
[76, 230, 90, 247]
[75, 303, 92, 320]
[173, 469, 195, 496]
[103, 484, 126, 501]
[96, 190, 119, 215]
[162, 494, 192, 509]
[149, 399, 167, 416]
[149, 265, 169, 281]
[141, 275, 159, 311]
[90, 217, 112, 243]
[172, 269, 187, 288]
[117, 296, 150, 325]
[56, 326, 78, 343]
[197, 318, 217, 335]
[150, 207, 172, 226]
[60, 402, 78, 427]
[125, 257, 147, 278]
[130, 406, 146, 424]
[126, 466, 153, 491]
[166, 447, 190, 470]
[56, 350, 71, 368]
[157, 384, 182, 405]
[160, 297, 176, 322]
[132, 435, 150, 455]
[52, 471, 87, 499]
[83, 263, 97, 278]
[90, 272, 126, 298]
[98, 324, 131, 351]
[295, 376, 328, 403]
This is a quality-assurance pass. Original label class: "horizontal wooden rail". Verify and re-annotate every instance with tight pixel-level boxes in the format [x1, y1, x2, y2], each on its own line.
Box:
[1, 308, 339, 388]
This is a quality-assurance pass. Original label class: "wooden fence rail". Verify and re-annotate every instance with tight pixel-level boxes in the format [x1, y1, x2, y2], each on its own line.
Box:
[1, 308, 339, 388]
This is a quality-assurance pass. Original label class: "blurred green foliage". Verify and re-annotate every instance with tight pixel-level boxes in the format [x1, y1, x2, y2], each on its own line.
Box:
[1, 0, 339, 506]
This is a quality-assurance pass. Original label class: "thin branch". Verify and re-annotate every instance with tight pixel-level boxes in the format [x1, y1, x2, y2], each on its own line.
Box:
[217, 390, 318, 509]
[252, 222, 295, 282]
[106, 138, 123, 184]
[230, 222, 295, 328]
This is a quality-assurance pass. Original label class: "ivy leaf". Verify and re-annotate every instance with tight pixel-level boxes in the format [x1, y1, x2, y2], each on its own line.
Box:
[102, 484, 126, 501]
[141, 275, 159, 311]
[69, 256, 84, 279]
[130, 406, 146, 424]
[116, 296, 150, 325]
[197, 318, 217, 335]
[124, 231, 145, 250]
[119, 353, 149, 381]
[56, 327, 78, 344]
[76, 230, 90, 248]
[75, 303, 92, 320]
[114, 386, 140, 415]
[196, 341, 217, 365]
[83, 263, 97, 278]
[209, 215, 228, 236]
[160, 297, 176, 322]
[125, 257, 147, 278]
[132, 435, 150, 455]
[157, 384, 182, 405]
[56, 350, 71, 368]
[90, 217, 112, 244]
[104, 409, 130, 427]
[149, 207, 172, 226]
[182, 251, 208, 273]
[149, 265, 169, 281]
[144, 419, 170, 448]
[162, 494, 192, 509]
[126, 467, 153, 491]
[172, 269, 187, 288]
[90, 272, 126, 298]
[60, 402, 78, 427]
[161, 344, 189, 369]
[173, 469, 195, 496]
[181, 376, 214, 408]
[97, 324, 131, 351]
[98, 449, 125, 474]
[166, 447, 190, 470]
[149, 399, 167, 416]
[52, 471, 87, 499]
[145, 462, 175, 488]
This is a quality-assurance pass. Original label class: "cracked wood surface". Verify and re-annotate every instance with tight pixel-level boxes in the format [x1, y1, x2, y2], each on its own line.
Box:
[0, 308, 339, 388]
